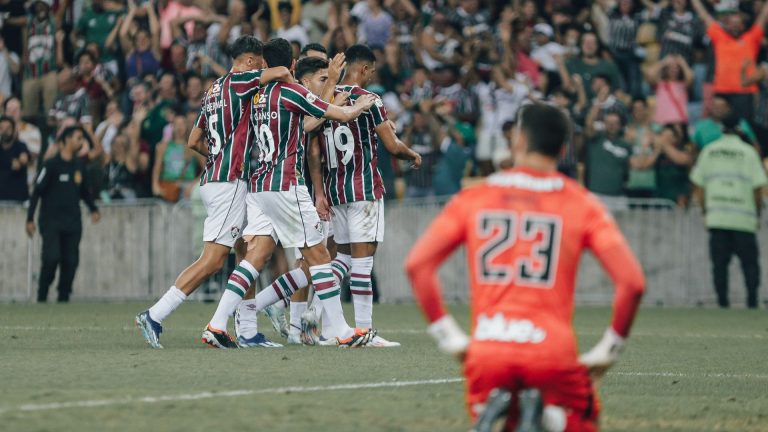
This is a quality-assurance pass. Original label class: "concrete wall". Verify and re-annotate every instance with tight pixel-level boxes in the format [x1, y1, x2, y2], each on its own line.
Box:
[2, 199, 766, 306]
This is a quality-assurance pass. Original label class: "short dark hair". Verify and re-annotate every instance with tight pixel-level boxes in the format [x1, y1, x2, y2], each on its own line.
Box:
[296, 57, 329, 80]
[632, 96, 647, 106]
[77, 50, 96, 64]
[277, 1, 293, 13]
[228, 35, 263, 60]
[3, 96, 20, 111]
[519, 103, 570, 158]
[345, 44, 376, 65]
[263, 38, 293, 68]
[58, 125, 84, 143]
[0, 115, 15, 131]
[300, 43, 327, 58]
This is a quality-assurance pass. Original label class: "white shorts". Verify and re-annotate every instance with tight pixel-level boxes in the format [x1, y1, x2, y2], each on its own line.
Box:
[292, 220, 333, 260]
[252, 185, 325, 248]
[332, 199, 385, 245]
[243, 193, 278, 242]
[199, 180, 248, 248]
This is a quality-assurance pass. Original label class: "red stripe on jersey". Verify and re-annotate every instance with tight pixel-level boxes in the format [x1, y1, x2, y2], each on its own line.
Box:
[281, 114, 300, 190]
[230, 102, 250, 180]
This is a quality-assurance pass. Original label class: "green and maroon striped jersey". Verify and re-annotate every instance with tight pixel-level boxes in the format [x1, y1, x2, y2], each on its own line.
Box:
[320, 85, 387, 205]
[249, 82, 330, 192]
[195, 69, 263, 185]
[25, 17, 56, 79]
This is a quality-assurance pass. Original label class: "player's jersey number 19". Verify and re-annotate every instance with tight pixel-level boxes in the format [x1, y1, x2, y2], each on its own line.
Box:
[323, 125, 355, 169]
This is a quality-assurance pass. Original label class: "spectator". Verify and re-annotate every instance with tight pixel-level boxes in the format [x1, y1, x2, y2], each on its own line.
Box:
[585, 74, 630, 131]
[691, 0, 768, 121]
[275, 2, 310, 48]
[404, 110, 437, 198]
[356, 0, 393, 49]
[598, 0, 644, 95]
[151, 113, 200, 202]
[473, 70, 501, 176]
[690, 113, 767, 308]
[4, 97, 42, 186]
[565, 31, 622, 99]
[0, 116, 29, 202]
[181, 73, 203, 114]
[531, 23, 566, 93]
[645, 54, 694, 125]
[654, 124, 693, 206]
[49, 67, 92, 131]
[0, 36, 19, 102]
[418, 11, 462, 70]
[435, 64, 477, 125]
[301, 0, 332, 44]
[102, 129, 142, 202]
[75, 50, 115, 125]
[401, 65, 433, 111]
[159, 0, 203, 50]
[431, 102, 473, 196]
[22, 0, 62, 119]
[95, 100, 124, 157]
[742, 59, 768, 157]
[692, 95, 756, 149]
[26, 125, 100, 303]
[266, 0, 302, 32]
[448, 0, 491, 39]
[0, 0, 26, 55]
[73, 0, 124, 74]
[120, 0, 162, 83]
[625, 98, 658, 198]
[655, 0, 704, 64]
[585, 112, 632, 197]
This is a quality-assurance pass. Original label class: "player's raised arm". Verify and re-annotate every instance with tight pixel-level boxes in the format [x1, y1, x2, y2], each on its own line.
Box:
[305, 53, 346, 133]
[405, 195, 470, 360]
[579, 196, 645, 379]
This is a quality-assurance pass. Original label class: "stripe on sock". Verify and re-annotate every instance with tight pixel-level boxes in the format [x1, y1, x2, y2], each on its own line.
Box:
[351, 290, 373, 296]
[317, 289, 341, 300]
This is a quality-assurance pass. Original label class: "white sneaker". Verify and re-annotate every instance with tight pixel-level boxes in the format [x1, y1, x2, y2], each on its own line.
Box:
[368, 335, 401, 347]
[287, 332, 302, 345]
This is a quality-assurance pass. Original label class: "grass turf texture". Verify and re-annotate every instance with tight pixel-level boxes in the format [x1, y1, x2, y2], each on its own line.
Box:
[0, 303, 766, 432]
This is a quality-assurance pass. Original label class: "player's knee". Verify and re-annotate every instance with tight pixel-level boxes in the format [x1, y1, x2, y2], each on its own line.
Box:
[200, 254, 226, 276]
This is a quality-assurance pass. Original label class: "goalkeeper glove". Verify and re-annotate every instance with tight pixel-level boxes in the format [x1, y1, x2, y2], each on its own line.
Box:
[579, 327, 625, 379]
[428, 315, 470, 359]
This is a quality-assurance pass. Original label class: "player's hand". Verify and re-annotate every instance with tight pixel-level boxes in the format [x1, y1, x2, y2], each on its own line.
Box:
[579, 328, 625, 381]
[333, 91, 351, 106]
[91, 212, 101, 224]
[315, 195, 331, 221]
[354, 94, 377, 111]
[410, 152, 422, 170]
[25, 221, 35, 238]
[427, 315, 470, 361]
[328, 53, 346, 84]
[11, 158, 20, 171]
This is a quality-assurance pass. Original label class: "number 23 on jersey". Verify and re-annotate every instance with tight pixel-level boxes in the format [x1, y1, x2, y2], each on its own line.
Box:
[475, 211, 563, 288]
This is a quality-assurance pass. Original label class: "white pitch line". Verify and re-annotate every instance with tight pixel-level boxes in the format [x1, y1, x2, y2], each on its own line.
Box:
[0, 378, 464, 415]
[612, 372, 768, 380]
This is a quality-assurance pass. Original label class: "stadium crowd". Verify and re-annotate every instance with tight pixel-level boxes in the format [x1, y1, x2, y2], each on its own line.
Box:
[0, 0, 767, 206]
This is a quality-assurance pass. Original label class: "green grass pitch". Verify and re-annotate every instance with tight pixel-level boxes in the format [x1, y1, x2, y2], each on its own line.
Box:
[1, 303, 766, 431]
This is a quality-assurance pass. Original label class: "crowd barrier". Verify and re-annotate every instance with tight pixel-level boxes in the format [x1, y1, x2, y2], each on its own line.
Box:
[1, 198, 766, 306]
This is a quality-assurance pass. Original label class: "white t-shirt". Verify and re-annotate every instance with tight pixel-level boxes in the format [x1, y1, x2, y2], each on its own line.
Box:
[494, 74, 530, 125]
[473, 81, 499, 133]
[276, 25, 309, 48]
[0, 51, 19, 99]
[531, 42, 566, 72]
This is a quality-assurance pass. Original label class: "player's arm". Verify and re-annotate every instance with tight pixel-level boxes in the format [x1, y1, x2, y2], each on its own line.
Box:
[579, 198, 646, 379]
[306, 53, 346, 133]
[260, 66, 294, 85]
[187, 127, 208, 157]
[322, 94, 377, 122]
[376, 122, 422, 168]
[308, 134, 330, 220]
[690, 0, 715, 27]
[405, 196, 470, 360]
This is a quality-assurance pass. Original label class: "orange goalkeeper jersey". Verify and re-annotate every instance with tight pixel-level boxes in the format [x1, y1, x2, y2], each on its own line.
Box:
[406, 167, 645, 368]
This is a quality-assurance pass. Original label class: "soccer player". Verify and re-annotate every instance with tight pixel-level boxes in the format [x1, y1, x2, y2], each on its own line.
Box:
[312, 44, 422, 347]
[405, 104, 645, 430]
[135, 36, 292, 349]
[201, 38, 378, 348]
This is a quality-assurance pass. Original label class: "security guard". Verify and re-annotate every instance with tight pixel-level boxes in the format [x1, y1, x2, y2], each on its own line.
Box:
[26, 126, 101, 303]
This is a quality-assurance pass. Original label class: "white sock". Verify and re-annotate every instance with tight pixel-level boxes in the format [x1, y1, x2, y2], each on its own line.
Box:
[209, 260, 259, 331]
[310, 264, 352, 339]
[330, 253, 351, 284]
[350, 256, 374, 328]
[290, 301, 307, 336]
[235, 299, 259, 339]
[148, 286, 187, 323]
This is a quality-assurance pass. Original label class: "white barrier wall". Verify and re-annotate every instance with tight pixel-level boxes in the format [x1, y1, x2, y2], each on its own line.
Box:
[1, 199, 766, 306]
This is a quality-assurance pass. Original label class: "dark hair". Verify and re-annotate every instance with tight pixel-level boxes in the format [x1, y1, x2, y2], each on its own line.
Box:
[632, 96, 647, 106]
[77, 49, 96, 64]
[345, 44, 376, 65]
[228, 35, 263, 60]
[519, 103, 570, 158]
[3, 95, 20, 111]
[593, 73, 611, 83]
[296, 57, 329, 80]
[58, 125, 84, 143]
[721, 112, 741, 132]
[277, 1, 293, 13]
[0, 115, 15, 132]
[184, 72, 202, 84]
[263, 38, 293, 68]
[300, 43, 327, 58]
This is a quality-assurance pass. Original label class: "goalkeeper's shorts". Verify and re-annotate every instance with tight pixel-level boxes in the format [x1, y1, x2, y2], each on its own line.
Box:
[464, 345, 599, 431]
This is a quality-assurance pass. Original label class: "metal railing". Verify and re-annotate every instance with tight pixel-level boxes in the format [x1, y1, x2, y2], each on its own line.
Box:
[1, 198, 766, 306]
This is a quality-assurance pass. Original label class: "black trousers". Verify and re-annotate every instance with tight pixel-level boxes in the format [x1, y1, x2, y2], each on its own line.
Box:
[38, 224, 82, 303]
[708, 229, 761, 308]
